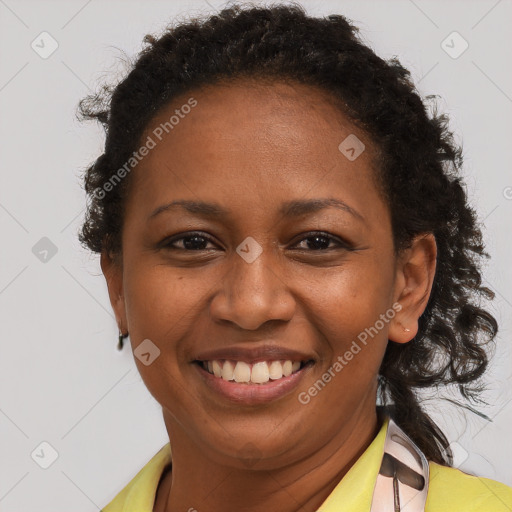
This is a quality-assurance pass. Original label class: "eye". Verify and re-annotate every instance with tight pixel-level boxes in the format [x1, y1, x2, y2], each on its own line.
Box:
[161, 232, 218, 251]
[291, 231, 353, 251]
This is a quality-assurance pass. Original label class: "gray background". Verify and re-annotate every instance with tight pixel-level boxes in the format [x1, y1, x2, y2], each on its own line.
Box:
[0, 0, 511, 510]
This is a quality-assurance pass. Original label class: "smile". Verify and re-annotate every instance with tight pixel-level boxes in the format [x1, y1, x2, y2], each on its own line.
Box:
[197, 359, 306, 384]
[193, 357, 315, 405]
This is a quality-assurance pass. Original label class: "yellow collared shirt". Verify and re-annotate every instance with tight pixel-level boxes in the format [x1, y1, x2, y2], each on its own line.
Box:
[101, 417, 512, 511]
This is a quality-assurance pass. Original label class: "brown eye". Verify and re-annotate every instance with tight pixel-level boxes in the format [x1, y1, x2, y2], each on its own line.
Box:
[292, 231, 354, 251]
[162, 232, 217, 251]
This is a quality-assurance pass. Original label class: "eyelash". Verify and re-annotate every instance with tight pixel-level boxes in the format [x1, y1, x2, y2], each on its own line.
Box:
[161, 231, 354, 252]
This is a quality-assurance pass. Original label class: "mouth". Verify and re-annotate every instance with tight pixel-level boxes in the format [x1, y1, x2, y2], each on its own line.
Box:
[193, 358, 313, 384]
[192, 357, 315, 405]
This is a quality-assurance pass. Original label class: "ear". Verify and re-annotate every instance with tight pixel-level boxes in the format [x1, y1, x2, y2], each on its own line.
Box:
[100, 250, 128, 334]
[388, 233, 437, 344]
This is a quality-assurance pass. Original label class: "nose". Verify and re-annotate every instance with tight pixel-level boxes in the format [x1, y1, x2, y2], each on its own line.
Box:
[209, 243, 296, 331]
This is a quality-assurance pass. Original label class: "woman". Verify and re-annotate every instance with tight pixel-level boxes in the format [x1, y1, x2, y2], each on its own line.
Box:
[77, 3, 512, 511]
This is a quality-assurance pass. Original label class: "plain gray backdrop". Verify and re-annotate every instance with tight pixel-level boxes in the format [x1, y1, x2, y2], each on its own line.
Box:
[0, 0, 511, 510]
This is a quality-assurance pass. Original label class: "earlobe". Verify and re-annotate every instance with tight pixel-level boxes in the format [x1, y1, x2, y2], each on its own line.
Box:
[100, 250, 128, 332]
[388, 233, 437, 344]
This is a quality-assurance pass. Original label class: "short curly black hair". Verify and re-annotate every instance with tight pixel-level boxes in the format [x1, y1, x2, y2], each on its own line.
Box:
[77, 2, 498, 466]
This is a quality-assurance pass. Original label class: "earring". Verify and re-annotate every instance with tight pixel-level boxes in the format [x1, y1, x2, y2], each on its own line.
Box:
[403, 326, 411, 333]
[117, 330, 128, 351]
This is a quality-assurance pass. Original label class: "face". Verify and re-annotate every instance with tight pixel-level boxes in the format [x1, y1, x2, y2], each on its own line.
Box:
[102, 78, 435, 469]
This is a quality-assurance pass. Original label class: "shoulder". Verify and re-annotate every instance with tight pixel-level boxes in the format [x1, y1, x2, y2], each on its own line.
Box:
[426, 461, 512, 511]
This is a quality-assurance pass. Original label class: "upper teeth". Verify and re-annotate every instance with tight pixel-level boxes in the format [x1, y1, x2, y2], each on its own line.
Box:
[202, 360, 302, 384]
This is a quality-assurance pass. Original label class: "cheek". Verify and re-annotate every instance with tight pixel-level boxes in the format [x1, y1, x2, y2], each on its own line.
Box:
[122, 263, 202, 409]
[303, 254, 395, 392]
[123, 262, 200, 344]
[308, 252, 395, 342]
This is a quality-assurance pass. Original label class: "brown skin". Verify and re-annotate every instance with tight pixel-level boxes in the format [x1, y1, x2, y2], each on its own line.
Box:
[101, 79, 437, 512]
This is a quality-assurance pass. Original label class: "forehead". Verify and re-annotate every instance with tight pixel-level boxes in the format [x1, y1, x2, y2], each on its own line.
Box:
[140, 77, 373, 159]
[126, 78, 385, 224]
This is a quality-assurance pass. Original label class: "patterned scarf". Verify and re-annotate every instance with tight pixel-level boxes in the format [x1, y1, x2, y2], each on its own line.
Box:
[370, 417, 429, 512]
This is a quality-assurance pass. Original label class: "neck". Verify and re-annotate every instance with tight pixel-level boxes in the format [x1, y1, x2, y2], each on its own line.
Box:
[157, 404, 382, 512]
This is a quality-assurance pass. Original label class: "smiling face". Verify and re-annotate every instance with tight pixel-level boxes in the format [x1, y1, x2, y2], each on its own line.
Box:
[102, 78, 435, 470]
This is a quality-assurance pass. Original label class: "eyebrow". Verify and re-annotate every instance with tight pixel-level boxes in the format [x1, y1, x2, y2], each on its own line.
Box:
[147, 198, 365, 223]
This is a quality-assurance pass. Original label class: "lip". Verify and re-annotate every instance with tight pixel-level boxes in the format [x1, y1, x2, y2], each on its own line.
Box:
[193, 344, 314, 364]
[193, 360, 315, 405]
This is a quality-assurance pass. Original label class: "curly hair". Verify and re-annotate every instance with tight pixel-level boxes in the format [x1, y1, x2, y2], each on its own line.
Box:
[77, 2, 498, 466]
